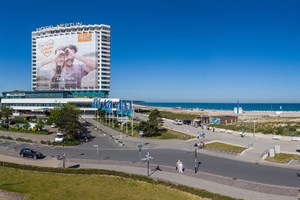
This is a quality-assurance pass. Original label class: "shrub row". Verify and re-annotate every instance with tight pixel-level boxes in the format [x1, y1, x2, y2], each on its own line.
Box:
[0, 127, 48, 135]
[0, 161, 238, 200]
[16, 138, 33, 143]
[0, 135, 14, 140]
[40, 140, 81, 146]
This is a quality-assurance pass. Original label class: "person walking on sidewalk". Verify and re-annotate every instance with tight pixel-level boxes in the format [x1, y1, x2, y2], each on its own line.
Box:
[176, 159, 180, 172]
[178, 161, 184, 173]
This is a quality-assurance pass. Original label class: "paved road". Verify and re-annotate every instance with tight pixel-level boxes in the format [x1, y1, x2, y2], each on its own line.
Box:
[1, 136, 299, 188]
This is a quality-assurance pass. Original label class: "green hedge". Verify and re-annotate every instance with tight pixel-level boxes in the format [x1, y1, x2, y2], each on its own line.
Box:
[0, 127, 48, 135]
[0, 135, 14, 140]
[0, 161, 238, 200]
[40, 140, 81, 146]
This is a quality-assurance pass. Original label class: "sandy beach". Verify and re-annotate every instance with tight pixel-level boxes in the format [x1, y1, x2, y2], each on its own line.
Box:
[133, 104, 300, 123]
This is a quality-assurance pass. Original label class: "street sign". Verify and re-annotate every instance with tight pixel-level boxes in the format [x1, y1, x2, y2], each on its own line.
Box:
[93, 145, 99, 148]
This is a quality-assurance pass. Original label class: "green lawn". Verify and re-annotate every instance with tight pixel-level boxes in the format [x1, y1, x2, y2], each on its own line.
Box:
[265, 153, 300, 163]
[205, 142, 246, 153]
[98, 120, 194, 140]
[153, 129, 195, 140]
[0, 167, 206, 200]
[143, 110, 200, 120]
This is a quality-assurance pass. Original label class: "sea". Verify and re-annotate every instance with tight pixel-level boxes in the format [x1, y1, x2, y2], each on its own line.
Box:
[134, 102, 300, 112]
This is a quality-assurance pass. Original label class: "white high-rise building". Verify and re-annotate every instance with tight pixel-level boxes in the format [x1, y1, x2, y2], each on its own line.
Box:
[31, 23, 110, 97]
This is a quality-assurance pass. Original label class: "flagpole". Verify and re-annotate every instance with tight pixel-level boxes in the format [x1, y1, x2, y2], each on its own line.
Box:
[131, 99, 134, 136]
[111, 102, 115, 128]
[126, 100, 128, 136]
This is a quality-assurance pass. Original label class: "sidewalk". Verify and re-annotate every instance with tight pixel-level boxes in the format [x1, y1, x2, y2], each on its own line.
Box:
[0, 154, 298, 200]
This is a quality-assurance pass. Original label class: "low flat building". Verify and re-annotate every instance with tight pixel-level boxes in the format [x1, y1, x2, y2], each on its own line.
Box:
[1, 90, 119, 115]
[210, 116, 238, 125]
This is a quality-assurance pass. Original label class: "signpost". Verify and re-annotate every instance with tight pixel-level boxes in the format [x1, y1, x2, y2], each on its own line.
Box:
[141, 152, 153, 176]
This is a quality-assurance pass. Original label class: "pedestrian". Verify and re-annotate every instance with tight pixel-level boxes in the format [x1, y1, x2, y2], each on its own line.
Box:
[178, 161, 184, 173]
[176, 159, 180, 172]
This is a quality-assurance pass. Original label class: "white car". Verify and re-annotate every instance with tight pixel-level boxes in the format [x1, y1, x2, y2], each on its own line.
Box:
[173, 119, 183, 125]
[55, 133, 64, 142]
[51, 123, 56, 128]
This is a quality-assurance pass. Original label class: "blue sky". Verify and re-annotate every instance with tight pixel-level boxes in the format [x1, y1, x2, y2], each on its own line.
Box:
[0, 0, 299, 103]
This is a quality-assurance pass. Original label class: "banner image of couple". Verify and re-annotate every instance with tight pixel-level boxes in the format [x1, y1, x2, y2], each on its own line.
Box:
[36, 33, 97, 90]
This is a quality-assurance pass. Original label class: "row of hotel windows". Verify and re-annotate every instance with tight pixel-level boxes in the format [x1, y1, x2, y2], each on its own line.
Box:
[4, 103, 92, 108]
[32, 32, 110, 39]
[34, 27, 110, 34]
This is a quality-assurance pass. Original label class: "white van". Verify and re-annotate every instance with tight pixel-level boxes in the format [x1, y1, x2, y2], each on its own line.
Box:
[54, 133, 64, 142]
[173, 119, 183, 125]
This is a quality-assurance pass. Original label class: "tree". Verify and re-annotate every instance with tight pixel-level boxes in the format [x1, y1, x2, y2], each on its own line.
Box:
[97, 108, 106, 121]
[55, 105, 81, 140]
[35, 119, 45, 131]
[48, 107, 62, 124]
[137, 109, 166, 137]
[148, 109, 164, 127]
[0, 106, 13, 124]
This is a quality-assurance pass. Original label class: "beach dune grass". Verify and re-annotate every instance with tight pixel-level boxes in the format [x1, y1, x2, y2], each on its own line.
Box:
[265, 153, 300, 163]
[205, 142, 246, 153]
[0, 167, 209, 200]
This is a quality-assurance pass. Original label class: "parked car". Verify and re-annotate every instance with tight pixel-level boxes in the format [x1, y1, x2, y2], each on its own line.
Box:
[55, 133, 64, 142]
[19, 148, 44, 159]
[183, 120, 192, 125]
[51, 123, 56, 128]
[173, 119, 183, 125]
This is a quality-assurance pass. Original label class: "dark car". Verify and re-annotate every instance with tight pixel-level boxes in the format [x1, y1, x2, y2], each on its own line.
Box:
[183, 120, 192, 125]
[19, 148, 44, 159]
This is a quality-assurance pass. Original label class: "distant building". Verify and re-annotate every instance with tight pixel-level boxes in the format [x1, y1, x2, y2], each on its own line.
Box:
[210, 116, 238, 125]
[234, 107, 243, 114]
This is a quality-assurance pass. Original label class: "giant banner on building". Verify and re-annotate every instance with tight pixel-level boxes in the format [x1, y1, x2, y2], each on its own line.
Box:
[35, 33, 97, 90]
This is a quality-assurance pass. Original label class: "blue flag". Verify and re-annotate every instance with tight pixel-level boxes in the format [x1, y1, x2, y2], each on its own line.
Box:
[106, 100, 113, 113]
[127, 101, 132, 116]
[102, 100, 107, 111]
[121, 101, 127, 115]
[116, 101, 121, 115]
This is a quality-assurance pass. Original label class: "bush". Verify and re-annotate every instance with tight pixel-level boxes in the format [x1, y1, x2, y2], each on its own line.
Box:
[16, 138, 33, 143]
[0, 136, 14, 140]
[13, 117, 27, 123]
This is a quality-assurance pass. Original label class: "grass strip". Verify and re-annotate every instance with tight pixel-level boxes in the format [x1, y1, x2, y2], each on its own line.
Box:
[205, 142, 246, 153]
[265, 153, 300, 163]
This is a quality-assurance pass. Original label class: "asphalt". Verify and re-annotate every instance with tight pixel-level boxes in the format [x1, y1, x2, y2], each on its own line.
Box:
[1, 116, 300, 200]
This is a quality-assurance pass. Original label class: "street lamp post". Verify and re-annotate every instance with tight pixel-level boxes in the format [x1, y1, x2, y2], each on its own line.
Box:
[253, 120, 256, 138]
[194, 143, 198, 173]
[138, 143, 143, 161]
[93, 145, 99, 164]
